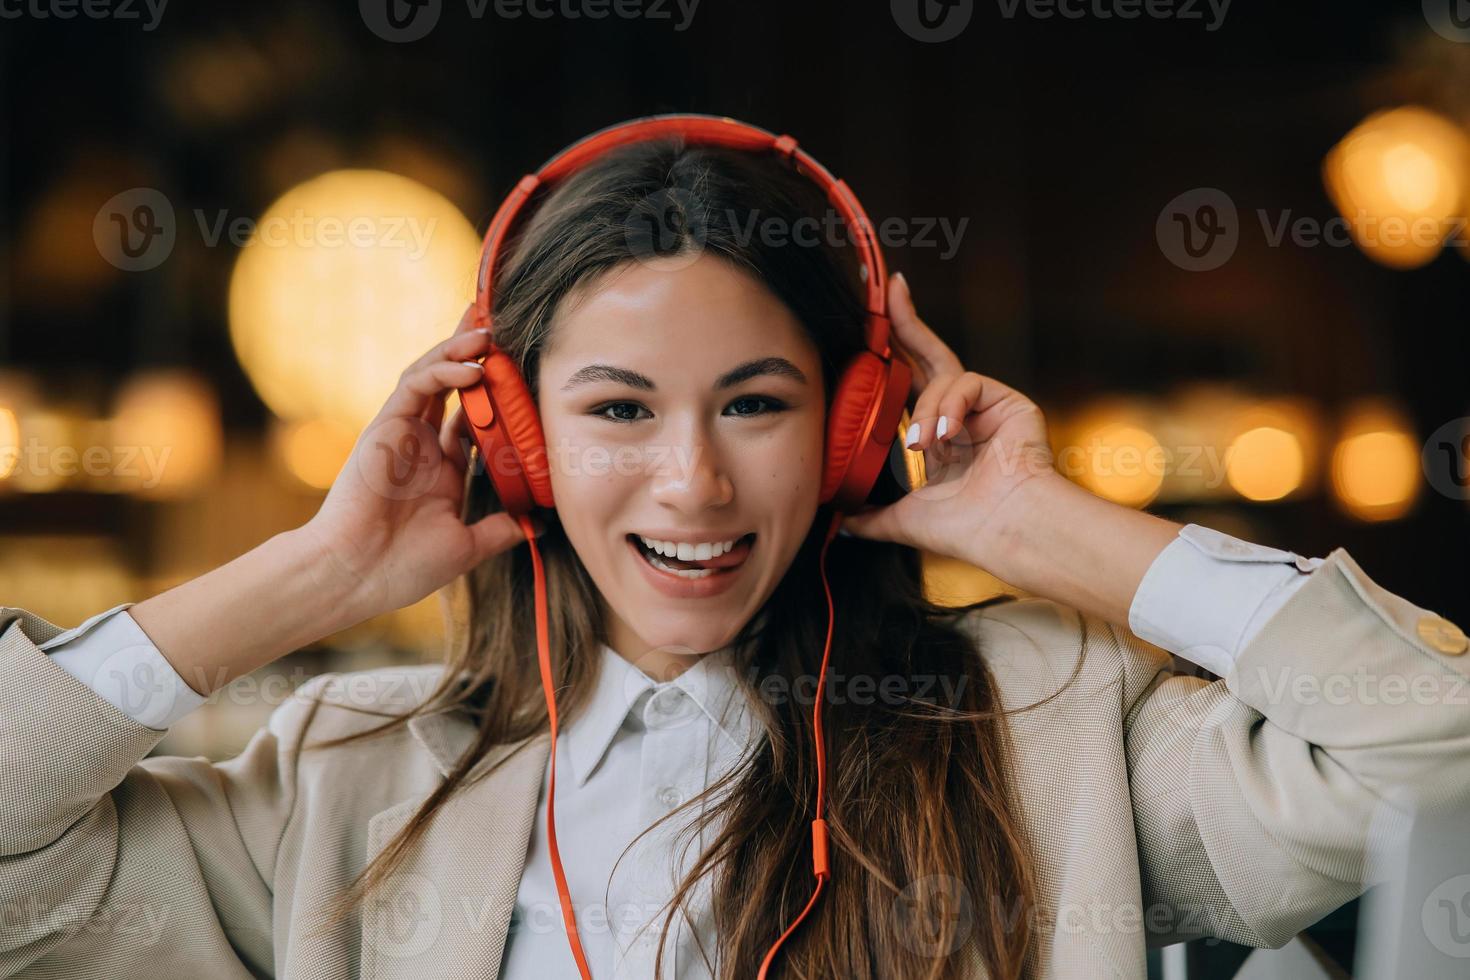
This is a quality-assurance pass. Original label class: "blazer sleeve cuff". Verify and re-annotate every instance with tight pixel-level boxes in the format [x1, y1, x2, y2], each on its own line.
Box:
[41, 603, 209, 730]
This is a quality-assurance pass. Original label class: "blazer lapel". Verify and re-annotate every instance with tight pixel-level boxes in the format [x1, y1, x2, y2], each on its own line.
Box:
[362, 707, 551, 980]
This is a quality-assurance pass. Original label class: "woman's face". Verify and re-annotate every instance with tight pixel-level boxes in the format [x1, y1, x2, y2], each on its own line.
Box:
[536, 252, 826, 672]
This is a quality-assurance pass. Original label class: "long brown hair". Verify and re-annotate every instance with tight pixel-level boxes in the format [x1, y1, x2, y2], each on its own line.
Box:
[307, 136, 1059, 978]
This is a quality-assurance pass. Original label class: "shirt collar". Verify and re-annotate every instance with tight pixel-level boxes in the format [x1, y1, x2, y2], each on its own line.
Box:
[564, 641, 757, 787]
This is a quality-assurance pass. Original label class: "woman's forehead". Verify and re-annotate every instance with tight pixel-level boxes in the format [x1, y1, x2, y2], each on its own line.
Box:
[542, 255, 818, 375]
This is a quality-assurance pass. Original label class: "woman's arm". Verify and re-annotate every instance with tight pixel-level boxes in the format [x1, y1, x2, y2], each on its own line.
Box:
[128, 526, 367, 696]
[1, 308, 533, 976]
[127, 314, 530, 697]
[847, 272, 1470, 950]
[127, 525, 366, 693]
[964, 468, 1182, 628]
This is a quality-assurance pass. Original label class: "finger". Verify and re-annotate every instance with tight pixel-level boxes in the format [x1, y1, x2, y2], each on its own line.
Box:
[933, 372, 987, 443]
[376, 359, 485, 424]
[421, 382, 449, 429]
[951, 373, 1037, 445]
[906, 372, 963, 449]
[466, 511, 527, 561]
[887, 272, 962, 395]
[401, 326, 493, 382]
[839, 502, 906, 545]
[466, 510, 538, 562]
[439, 403, 471, 471]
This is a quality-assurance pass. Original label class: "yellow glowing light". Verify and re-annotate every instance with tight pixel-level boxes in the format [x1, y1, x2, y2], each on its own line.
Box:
[922, 552, 1020, 607]
[228, 169, 481, 432]
[1330, 403, 1420, 522]
[0, 536, 134, 624]
[9, 412, 72, 493]
[272, 417, 357, 490]
[1073, 421, 1165, 508]
[1323, 106, 1470, 269]
[1227, 426, 1305, 502]
[111, 371, 223, 498]
[0, 407, 17, 481]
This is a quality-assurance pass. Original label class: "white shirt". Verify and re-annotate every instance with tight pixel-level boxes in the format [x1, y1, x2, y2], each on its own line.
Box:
[38, 523, 1324, 978]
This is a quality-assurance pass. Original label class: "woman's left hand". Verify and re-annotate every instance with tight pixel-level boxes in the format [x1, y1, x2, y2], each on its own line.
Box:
[840, 272, 1058, 568]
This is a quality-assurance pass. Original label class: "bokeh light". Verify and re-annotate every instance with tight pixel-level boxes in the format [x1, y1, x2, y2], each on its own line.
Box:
[228, 169, 482, 432]
[1331, 400, 1420, 522]
[110, 370, 223, 498]
[1323, 106, 1470, 269]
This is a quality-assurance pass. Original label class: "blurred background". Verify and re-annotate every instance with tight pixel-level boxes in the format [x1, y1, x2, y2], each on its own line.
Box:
[3, 3, 1469, 973]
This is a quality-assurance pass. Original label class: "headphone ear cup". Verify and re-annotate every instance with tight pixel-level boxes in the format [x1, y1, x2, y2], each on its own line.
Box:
[480, 349, 556, 510]
[821, 350, 888, 506]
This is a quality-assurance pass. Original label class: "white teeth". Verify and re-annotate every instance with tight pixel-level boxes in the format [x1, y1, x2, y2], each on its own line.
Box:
[635, 534, 749, 561]
[632, 531, 746, 578]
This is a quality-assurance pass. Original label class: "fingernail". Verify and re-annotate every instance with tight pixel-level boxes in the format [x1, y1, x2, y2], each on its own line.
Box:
[837, 526, 853, 538]
[937, 417, 948, 439]
[905, 422, 920, 449]
[475, 327, 492, 335]
[460, 360, 483, 369]
[896, 271, 909, 292]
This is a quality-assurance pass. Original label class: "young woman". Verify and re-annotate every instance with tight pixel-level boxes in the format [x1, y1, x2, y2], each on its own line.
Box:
[3, 122, 1468, 980]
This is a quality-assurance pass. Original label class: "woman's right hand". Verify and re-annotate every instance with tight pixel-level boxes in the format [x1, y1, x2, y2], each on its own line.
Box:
[299, 305, 539, 621]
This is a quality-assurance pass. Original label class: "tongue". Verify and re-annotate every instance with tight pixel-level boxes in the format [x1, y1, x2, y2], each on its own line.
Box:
[649, 536, 753, 570]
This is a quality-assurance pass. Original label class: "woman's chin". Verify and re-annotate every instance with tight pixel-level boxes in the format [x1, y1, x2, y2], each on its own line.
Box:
[623, 614, 748, 658]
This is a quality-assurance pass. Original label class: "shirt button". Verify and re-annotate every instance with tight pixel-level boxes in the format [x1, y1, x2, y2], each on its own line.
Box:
[645, 688, 694, 727]
[1418, 615, 1469, 656]
[656, 785, 683, 808]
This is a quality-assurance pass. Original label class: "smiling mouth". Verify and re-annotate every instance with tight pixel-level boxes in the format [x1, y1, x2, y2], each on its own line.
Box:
[626, 533, 757, 579]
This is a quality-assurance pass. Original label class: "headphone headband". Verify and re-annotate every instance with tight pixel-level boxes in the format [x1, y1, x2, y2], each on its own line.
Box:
[472, 113, 892, 357]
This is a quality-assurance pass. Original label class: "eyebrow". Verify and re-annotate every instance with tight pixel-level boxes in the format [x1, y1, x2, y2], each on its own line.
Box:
[559, 356, 809, 392]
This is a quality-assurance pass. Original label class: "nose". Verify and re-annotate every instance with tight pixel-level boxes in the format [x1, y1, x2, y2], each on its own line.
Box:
[649, 417, 734, 513]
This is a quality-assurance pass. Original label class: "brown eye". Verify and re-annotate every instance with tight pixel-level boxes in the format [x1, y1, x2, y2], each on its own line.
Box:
[593, 402, 650, 423]
[725, 396, 787, 417]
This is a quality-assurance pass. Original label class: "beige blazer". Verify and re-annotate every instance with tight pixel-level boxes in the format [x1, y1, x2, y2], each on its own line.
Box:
[3, 545, 1468, 979]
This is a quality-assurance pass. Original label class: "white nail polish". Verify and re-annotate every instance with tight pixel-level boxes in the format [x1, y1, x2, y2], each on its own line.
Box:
[937, 417, 948, 439]
[905, 422, 920, 448]
[460, 360, 482, 369]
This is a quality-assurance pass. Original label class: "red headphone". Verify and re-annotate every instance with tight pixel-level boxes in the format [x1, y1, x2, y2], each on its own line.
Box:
[456, 113, 913, 978]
